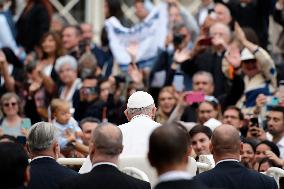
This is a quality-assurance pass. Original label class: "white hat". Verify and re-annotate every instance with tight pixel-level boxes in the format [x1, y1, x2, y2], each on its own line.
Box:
[127, 91, 154, 109]
[240, 48, 255, 61]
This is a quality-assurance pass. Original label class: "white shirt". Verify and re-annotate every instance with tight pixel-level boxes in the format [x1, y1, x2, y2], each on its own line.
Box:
[158, 171, 194, 183]
[277, 136, 284, 159]
[215, 159, 239, 166]
[118, 114, 160, 157]
[92, 162, 118, 169]
[31, 156, 55, 162]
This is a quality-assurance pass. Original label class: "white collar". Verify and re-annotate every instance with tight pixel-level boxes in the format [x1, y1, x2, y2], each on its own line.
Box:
[131, 114, 152, 121]
[215, 159, 239, 166]
[158, 170, 194, 183]
[276, 136, 284, 146]
[31, 156, 55, 162]
[92, 162, 118, 169]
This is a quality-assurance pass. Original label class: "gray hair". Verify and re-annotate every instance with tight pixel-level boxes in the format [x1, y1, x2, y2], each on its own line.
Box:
[27, 122, 58, 152]
[209, 22, 231, 39]
[193, 71, 214, 84]
[91, 122, 123, 156]
[55, 55, 78, 73]
[127, 104, 155, 117]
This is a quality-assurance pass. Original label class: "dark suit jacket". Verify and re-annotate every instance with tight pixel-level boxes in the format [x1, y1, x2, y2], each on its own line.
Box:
[194, 161, 278, 189]
[154, 179, 208, 189]
[60, 164, 151, 189]
[28, 157, 78, 189]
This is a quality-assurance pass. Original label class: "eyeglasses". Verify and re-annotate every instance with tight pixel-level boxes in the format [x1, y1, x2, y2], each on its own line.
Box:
[3, 102, 17, 107]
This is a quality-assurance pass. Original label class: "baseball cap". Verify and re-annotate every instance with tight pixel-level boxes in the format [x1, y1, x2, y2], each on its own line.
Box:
[240, 48, 255, 62]
[127, 91, 154, 109]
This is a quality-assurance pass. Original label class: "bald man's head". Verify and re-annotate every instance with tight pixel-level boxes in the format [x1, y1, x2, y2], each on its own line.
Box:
[211, 124, 241, 156]
[91, 123, 123, 156]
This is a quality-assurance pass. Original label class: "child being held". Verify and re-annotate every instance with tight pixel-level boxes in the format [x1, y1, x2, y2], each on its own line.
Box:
[50, 99, 83, 149]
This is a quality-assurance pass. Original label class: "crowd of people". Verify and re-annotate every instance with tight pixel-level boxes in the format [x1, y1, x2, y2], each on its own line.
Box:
[1, 0, 284, 188]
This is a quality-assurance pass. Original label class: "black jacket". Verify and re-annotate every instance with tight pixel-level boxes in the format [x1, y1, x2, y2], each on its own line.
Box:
[60, 164, 151, 189]
[28, 157, 78, 189]
[154, 179, 208, 189]
[194, 161, 277, 189]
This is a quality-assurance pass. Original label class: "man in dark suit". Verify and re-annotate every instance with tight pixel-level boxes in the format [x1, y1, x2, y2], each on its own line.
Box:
[60, 122, 151, 189]
[0, 142, 29, 189]
[27, 122, 78, 189]
[148, 123, 208, 189]
[194, 124, 278, 189]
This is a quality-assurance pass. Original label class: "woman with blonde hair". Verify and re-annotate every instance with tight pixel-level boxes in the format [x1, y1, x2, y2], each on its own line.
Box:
[155, 86, 177, 124]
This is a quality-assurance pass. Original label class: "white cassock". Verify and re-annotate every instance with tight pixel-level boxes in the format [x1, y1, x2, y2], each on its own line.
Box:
[118, 114, 160, 157]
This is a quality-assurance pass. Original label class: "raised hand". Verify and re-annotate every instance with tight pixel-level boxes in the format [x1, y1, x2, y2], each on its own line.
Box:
[126, 42, 138, 63]
[234, 22, 247, 44]
[128, 63, 143, 84]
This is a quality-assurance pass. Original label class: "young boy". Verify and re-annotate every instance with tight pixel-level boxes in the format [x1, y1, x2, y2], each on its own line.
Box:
[50, 99, 83, 149]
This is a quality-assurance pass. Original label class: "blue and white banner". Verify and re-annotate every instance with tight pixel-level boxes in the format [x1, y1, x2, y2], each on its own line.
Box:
[105, 3, 168, 68]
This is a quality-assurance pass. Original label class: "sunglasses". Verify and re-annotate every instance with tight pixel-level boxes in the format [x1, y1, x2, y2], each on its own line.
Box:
[3, 102, 17, 107]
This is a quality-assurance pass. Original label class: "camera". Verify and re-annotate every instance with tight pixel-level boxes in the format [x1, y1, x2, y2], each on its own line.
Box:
[81, 87, 97, 95]
[173, 33, 185, 46]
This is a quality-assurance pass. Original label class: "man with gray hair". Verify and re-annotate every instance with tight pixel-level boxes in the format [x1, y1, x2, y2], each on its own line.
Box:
[119, 91, 160, 157]
[60, 123, 150, 189]
[27, 122, 78, 189]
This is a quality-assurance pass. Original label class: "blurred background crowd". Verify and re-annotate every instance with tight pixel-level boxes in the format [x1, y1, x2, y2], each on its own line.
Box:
[0, 0, 284, 175]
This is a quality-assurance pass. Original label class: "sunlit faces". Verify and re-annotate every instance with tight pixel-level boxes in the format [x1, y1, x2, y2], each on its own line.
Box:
[258, 161, 271, 172]
[266, 111, 284, 136]
[214, 3, 232, 25]
[241, 143, 255, 165]
[168, 5, 182, 26]
[191, 132, 211, 156]
[81, 122, 98, 145]
[192, 74, 214, 95]
[198, 101, 218, 124]
[254, 144, 271, 163]
[135, 2, 149, 21]
[58, 64, 77, 85]
[54, 106, 71, 125]
[41, 35, 57, 55]
[80, 23, 93, 42]
[62, 27, 80, 50]
[223, 109, 243, 130]
[158, 91, 176, 115]
[2, 97, 19, 116]
[209, 23, 231, 45]
[99, 81, 111, 102]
